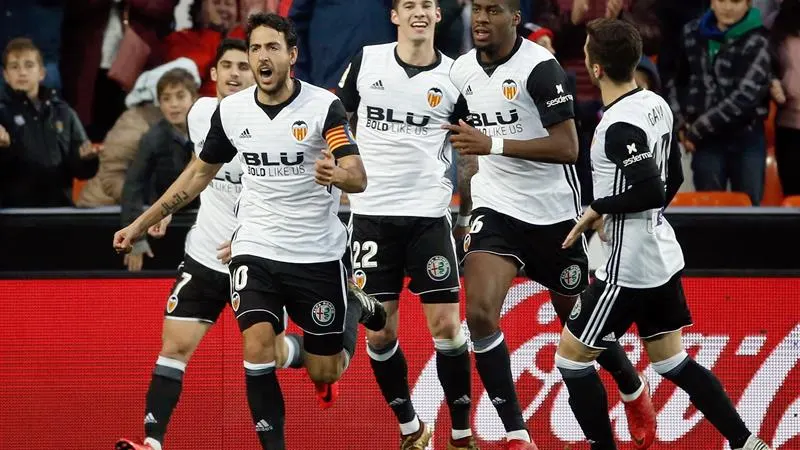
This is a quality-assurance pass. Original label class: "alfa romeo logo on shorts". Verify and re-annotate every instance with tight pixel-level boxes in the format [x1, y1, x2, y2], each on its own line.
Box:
[560, 264, 582, 289]
[569, 298, 582, 320]
[231, 291, 241, 312]
[312, 300, 335, 326]
[353, 269, 367, 289]
[167, 295, 178, 313]
[426, 255, 451, 281]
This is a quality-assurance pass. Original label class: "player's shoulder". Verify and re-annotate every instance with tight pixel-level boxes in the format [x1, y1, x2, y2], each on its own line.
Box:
[188, 96, 219, 120]
[362, 42, 396, 59]
[451, 49, 478, 73]
[298, 80, 339, 104]
[219, 85, 256, 111]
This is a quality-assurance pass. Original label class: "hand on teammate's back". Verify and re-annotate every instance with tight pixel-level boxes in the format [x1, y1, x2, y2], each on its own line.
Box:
[314, 149, 337, 186]
[216, 240, 232, 264]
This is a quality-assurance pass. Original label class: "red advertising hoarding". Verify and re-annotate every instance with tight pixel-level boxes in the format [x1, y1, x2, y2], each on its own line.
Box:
[0, 277, 798, 449]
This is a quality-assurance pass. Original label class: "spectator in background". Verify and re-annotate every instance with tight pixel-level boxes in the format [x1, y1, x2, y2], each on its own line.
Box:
[435, 0, 467, 59]
[61, 0, 179, 143]
[165, 0, 240, 97]
[634, 55, 662, 92]
[654, 0, 709, 91]
[120, 69, 199, 271]
[75, 58, 203, 206]
[289, 0, 395, 90]
[669, 0, 772, 206]
[0, 0, 65, 92]
[771, 0, 800, 196]
[0, 38, 99, 208]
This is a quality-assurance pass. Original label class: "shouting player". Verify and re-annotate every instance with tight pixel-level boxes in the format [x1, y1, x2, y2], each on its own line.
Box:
[557, 18, 772, 450]
[115, 39, 292, 450]
[444, 1, 654, 449]
[337, 1, 475, 449]
[114, 14, 385, 450]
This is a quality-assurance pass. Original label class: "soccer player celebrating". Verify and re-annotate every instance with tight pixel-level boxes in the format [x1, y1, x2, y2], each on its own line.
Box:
[115, 39, 285, 450]
[556, 18, 772, 450]
[337, 1, 474, 449]
[114, 14, 385, 450]
[443, 1, 654, 449]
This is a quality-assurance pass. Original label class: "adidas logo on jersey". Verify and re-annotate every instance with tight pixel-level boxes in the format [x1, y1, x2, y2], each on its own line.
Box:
[465, 85, 473, 96]
[239, 128, 252, 139]
[370, 80, 385, 90]
[144, 413, 157, 424]
[255, 419, 273, 432]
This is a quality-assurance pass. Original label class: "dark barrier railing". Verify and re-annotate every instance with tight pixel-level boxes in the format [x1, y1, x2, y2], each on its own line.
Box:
[2, 206, 800, 274]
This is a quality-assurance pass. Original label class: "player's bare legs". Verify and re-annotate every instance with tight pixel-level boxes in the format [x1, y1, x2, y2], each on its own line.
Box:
[116, 320, 213, 450]
[242, 322, 286, 450]
[549, 290, 653, 448]
[366, 301, 471, 449]
[556, 328, 770, 450]
[643, 331, 770, 450]
[464, 252, 533, 447]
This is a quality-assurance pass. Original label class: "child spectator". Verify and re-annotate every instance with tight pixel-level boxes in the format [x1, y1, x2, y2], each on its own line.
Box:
[771, 0, 800, 196]
[669, 0, 772, 205]
[0, 38, 99, 208]
[120, 68, 198, 271]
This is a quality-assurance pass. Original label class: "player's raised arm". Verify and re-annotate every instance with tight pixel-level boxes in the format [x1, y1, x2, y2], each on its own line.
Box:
[452, 94, 476, 227]
[591, 122, 666, 215]
[316, 99, 366, 193]
[500, 59, 579, 163]
[113, 106, 233, 253]
[337, 50, 363, 127]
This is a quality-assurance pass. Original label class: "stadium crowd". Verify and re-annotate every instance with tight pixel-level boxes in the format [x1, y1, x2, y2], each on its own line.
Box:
[0, 1, 798, 254]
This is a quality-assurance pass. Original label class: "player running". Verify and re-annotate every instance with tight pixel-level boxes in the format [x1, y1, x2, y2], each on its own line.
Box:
[337, 1, 474, 449]
[556, 18, 773, 450]
[114, 14, 385, 450]
[443, 1, 654, 449]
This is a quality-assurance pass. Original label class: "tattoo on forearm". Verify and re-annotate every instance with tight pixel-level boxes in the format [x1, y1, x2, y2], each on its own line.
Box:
[160, 191, 189, 217]
[457, 154, 477, 213]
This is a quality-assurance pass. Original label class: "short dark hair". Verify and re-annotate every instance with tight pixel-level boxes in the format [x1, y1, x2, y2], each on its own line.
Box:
[246, 12, 298, 48]
[391, 0, 438, 9]
[156, 68, 199, 99]
[214, 39, 248, 67]
[3, 37, 43, 68]
[586, 18, 642, 83]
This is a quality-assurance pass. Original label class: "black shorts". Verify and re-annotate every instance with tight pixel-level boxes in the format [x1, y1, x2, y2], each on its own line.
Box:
[463, 207, 588, 296]
[349, 214, 460, 303]
[165, 255, 231, 323]
[228, 254, 349, 356]
[565, 271, 693, 349]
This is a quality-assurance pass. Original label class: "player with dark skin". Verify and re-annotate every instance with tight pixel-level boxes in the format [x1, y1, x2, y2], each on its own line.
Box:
[444, 1, 654, 449]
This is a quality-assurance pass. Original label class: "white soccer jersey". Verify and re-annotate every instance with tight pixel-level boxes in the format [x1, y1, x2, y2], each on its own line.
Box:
[591, 88, 685, 288]
[199, 81, 358, 264]
[338, 43, 466, 217]
[183, 97, 243, 274]
[449, 38, 581, 225]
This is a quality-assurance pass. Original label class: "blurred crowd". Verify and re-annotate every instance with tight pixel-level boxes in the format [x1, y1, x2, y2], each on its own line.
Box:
[0, 0, 798, 212]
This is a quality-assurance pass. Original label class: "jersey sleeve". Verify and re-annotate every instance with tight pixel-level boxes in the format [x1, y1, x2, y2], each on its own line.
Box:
[198, 105, 237, 164]
[337, 50, 363, 113]
[526, 59, 575, 128]
[449, 94, 469, 124]
[322, 99, 359, 160]
[604, 122, 660, 183]
[590, 122, 665, 214]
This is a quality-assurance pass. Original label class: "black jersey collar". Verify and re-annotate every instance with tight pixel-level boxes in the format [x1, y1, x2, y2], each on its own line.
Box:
[254, 79, 302, 120]
[394, 45, 442, 78]
[476, 36, 523, 76]
[603, 87, 643, 112]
